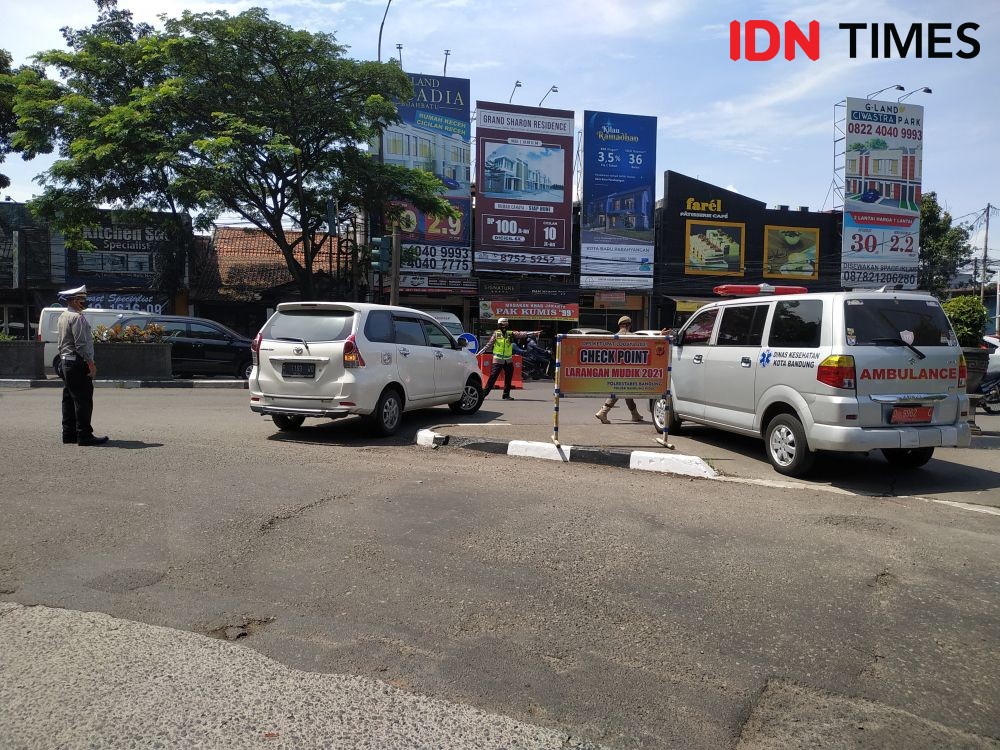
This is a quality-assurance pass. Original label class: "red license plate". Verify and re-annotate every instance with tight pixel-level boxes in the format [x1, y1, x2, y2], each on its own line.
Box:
[890, 406, 933, 424]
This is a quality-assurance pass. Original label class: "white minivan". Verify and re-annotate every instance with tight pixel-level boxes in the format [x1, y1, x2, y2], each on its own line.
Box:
[656, 289, 972, 476]
[249, 302, 483, 436]
[37, 306, 154, 369]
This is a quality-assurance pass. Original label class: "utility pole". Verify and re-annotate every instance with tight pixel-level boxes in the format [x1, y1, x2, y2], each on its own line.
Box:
[980, 203, 991, 301]
[390, 220, 401, 306]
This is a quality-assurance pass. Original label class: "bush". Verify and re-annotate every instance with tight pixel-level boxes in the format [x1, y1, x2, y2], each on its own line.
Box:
[93, 323, 166, 343]
[941, 295, 988, 347]
[0, 330, 15, 342]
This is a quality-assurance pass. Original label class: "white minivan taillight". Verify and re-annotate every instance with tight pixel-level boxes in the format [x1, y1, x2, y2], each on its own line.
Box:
[251, 332, 262, 365]
[958, 353, 967, 388]
[817, 355, 856, 390]
[343, 334, 366, 368]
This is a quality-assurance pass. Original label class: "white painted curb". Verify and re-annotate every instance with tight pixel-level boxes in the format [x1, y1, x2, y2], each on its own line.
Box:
[416, 429, 447, 447]
[629, 451, 717, 478]
[508, 440, 572, 462]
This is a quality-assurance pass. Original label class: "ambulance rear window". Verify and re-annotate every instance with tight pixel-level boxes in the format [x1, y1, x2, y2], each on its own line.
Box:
[844, 299, 953, 347]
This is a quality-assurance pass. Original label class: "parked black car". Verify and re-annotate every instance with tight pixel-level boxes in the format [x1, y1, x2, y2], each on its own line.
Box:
[117, 314, 253, 379]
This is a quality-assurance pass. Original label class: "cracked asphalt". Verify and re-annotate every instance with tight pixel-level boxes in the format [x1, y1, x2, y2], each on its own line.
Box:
[1, 387, 999, 748]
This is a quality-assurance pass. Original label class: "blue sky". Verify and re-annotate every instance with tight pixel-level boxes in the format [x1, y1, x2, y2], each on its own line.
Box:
[3, 0, 998, 257]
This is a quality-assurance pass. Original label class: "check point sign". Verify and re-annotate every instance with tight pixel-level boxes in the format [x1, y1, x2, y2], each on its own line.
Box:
[551, 335, 672, 446]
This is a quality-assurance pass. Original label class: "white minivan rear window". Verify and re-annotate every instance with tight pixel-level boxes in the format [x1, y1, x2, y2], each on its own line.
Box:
[263, 310, 354, 342]
[844, 299, 953, 347]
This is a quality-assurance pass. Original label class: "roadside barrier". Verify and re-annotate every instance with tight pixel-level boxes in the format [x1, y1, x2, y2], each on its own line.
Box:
[476, 353, 524, 390]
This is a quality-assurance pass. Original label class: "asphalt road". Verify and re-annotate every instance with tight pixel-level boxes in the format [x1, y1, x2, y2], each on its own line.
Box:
[1, 385, 999, 748]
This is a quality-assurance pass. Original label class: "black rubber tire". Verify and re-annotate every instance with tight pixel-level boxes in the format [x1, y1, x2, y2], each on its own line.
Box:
[369, 387, 403, 436]
[272, 414, 305, 431]
[449, 378, 484, 415]
[981, 387, 1000, 415]
[764, 413, 815, 477]
[882, 447, 934, 468]
[237, 360, 253, 379]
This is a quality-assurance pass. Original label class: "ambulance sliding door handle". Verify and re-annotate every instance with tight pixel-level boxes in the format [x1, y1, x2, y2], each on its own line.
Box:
[741, 356, 752, 367]
[692, 354, 703, 364]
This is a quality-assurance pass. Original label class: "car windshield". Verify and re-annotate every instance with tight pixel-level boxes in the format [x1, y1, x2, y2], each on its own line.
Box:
[844, 298, 954, 347]
[263, 310, 355, 342]
[441, 321, 464, 336]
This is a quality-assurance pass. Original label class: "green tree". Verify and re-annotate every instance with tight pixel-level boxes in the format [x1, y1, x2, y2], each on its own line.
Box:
[918, 192, 973, 298]
[0, 48, 17, 190]
[10, 0, 190, 292]
[941, 295, 988, 347]
[12, 3, 454, 298]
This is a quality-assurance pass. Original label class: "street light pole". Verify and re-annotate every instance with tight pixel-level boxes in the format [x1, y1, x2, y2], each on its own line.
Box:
[508, 80, 521, 103]
[396, 43, 403, 68]
[867, 84, 904, 99]
[538, 85, 558, 107]
[897, 86, 932, 102]
[443, 49, 450, 76]
[377, 0, 393, 62]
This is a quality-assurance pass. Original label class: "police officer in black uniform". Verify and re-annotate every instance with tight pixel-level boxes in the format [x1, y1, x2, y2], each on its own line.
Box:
[56, 285, 109, 446]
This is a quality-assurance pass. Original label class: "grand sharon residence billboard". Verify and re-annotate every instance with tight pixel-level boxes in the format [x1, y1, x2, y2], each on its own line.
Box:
[580, 111, 657, 290]
[656, 172, 841, 297]
[474, 101, 575, 275]
[841, 97, 924, 289]
[382, 73, 472, 284]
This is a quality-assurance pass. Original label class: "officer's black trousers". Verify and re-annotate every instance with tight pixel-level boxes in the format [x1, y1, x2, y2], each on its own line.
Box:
[61, 361, 94, 441]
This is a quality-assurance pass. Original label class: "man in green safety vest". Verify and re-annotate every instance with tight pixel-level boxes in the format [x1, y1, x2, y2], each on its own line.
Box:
[479, 317, 542, 400]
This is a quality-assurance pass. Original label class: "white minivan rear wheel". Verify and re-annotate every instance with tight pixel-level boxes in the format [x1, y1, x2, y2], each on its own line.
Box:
[765, 414, 815, 477]
[369, 387, 403, 437]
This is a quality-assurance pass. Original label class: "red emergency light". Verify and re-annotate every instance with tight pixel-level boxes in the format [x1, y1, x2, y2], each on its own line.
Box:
[713, 283, 809, 297]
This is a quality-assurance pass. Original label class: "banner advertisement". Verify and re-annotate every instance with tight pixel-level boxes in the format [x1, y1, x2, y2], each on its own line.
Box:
[479, 279, 578, 303]
[381, 274, 478, 296]
[84, 291, 170, 313]
[474, 101, 575, 274]
[763, 225, 819, 280]
[478, 300, 579, 321]
[557, 335, 670, 397]
[581, 111, 657, 289]
[385, 74, 471, 275]
[841, 97, 924, 289]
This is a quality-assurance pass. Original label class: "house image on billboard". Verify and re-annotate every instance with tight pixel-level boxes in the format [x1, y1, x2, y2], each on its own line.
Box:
[483, 155, 553, 195]
[845, 145, 922, 211]
[585, 186, 653, 232]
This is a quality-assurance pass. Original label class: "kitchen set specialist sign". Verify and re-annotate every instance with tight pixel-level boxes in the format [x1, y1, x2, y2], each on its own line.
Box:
[841, 96, 924, 289]
[581, 111, 657, 289]
[474, 101, 575, 275]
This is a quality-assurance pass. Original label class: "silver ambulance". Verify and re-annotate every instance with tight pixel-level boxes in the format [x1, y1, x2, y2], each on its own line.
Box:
[658, 287, 972, 477]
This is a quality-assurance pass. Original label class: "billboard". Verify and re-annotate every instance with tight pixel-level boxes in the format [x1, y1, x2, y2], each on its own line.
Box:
[841, 97, 924, 289]
[66, 222, 176, 287]
[474, 102, 575, 275]
[581, 111, 657, 289]
[383, 73, 472, 277]
[657, 171, 842, 297]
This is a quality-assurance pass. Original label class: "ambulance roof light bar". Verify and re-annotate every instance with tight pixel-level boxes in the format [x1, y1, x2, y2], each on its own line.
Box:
[713, 283, 809, 297]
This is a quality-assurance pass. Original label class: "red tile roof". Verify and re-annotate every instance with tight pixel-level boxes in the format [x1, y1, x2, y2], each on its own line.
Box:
[191, 227, 342, 302]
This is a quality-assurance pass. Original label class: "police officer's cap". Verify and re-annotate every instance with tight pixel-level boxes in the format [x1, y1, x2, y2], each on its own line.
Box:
[618, 315, 632, 326]
[498, 317, 509, 325]
[58, 284, 87, 301]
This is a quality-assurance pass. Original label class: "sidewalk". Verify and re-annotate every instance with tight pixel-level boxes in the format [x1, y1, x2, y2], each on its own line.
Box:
[0, 602, 599, 749]
[0, 376, 248, 389]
